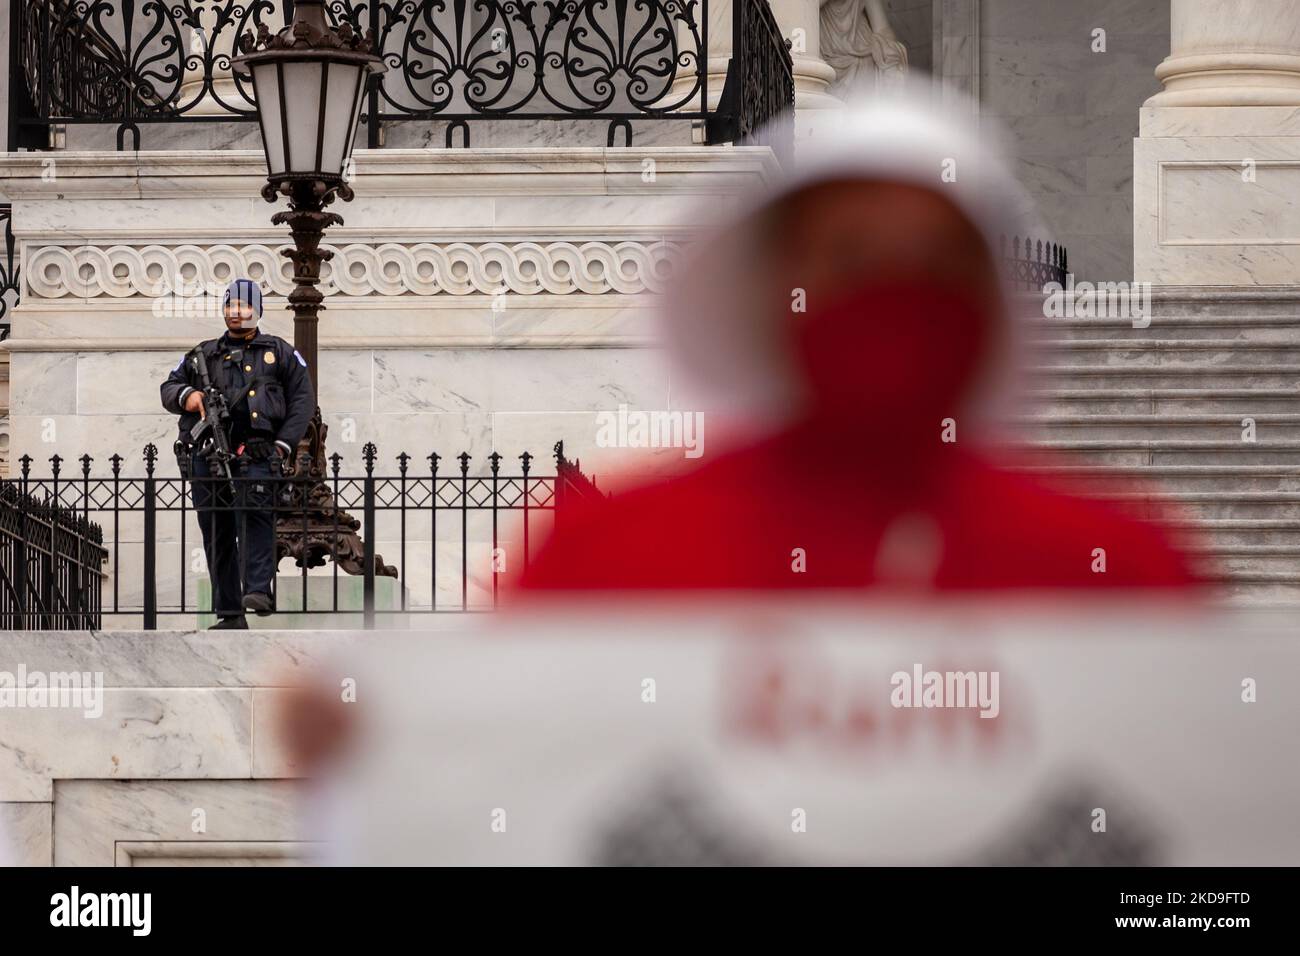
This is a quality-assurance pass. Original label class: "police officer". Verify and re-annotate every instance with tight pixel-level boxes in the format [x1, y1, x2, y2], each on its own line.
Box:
[161, 278, 315, 629]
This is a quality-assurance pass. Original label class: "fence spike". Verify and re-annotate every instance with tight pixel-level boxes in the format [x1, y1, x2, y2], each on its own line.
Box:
[458, 452, 471, 477]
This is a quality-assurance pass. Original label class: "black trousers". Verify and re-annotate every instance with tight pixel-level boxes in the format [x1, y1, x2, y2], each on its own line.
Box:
[191, 452, 278, 618]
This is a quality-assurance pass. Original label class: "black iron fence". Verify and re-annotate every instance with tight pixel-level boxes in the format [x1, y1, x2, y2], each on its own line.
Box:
[0, 479, 109, 630]
[1001, 235, 1069, 292]
[0, 440, 605, 630]
[707, 0, 794, 167]
[9, 0, 795, 152]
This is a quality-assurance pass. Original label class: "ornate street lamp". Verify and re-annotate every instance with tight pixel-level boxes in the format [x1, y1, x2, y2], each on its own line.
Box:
[233, 1, 393, 576]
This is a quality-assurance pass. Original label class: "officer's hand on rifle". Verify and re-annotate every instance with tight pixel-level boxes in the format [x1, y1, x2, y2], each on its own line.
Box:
[184, 391, 206, 419]
[273, 442, 292, 479]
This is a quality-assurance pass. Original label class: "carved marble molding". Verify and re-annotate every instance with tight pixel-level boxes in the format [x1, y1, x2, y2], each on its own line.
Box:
[23, 239, 681, 299]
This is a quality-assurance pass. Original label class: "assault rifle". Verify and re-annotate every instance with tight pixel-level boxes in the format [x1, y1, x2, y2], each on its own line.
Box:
[187, 347, 236, 484]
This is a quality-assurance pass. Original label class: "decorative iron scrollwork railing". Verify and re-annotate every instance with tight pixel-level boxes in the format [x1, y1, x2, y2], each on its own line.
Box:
[0, 205, 19, 340]
[14, 0, 302, 134]
[7, 0, 793, 153]
[352, 0, 706, 121]
[19, 0, 163, 124]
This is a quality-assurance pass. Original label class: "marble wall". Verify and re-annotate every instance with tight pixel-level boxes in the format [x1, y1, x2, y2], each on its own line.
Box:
[977, 0, 1170, 281]
[932, 0, 979, 107]
[64, 118, 696, 153]
[886, 0, 934, 76]
[0, 628, 362, 865]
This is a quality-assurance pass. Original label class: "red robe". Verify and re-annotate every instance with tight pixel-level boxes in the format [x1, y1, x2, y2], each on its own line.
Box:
[519, 282, 1203, 594]
[519, 428, 1200, 592]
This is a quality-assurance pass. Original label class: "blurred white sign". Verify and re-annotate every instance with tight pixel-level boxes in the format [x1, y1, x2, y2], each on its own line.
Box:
[307, 601, 1300, 866]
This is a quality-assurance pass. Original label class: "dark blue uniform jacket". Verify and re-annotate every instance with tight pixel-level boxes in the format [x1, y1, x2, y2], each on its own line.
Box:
[160, 331, 315, 454]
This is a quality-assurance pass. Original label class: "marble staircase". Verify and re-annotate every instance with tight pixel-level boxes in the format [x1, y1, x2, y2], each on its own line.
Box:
[1018, 290, 1300, 605]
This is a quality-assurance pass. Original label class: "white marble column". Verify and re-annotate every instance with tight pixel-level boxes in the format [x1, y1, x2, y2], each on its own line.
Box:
[1134, 0, 1300, 286]
[671, 0, 843, 145]
[771, 0, 843, 112]
[1147, 0, 1300, 107]
[701, 0, 735, 111]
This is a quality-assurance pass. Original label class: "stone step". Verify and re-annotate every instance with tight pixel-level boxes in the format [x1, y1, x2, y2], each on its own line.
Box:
[1016, 289, 1300, 319]
[1168, 520, 1300, 548]
[1035, 340, 1300, 367]
[1016, 292, 1300, 604]
[1024, 389, 1300, 416]
[1033, 316, 1300, 343]
[1031, 365, 1300, 389]
[1022, 465, 1300, 494]
[1018, 415, 1300, 442]
[1095, 491, 1300, 521]
[1196, 551, 1300, 575]
[1140, 293, 1300, 320]
[1217, 582, 1300, 606]
[1016, 440, 1300, 467]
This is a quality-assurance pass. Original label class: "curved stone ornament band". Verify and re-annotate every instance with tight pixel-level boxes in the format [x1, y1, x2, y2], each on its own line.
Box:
[23, 240, 682, 300]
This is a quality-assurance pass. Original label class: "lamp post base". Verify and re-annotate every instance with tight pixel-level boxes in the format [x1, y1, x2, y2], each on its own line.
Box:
[275, 409, 396, 578]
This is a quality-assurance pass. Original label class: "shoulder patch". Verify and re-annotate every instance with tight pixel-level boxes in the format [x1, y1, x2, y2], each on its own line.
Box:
[293, 350, 307, 368]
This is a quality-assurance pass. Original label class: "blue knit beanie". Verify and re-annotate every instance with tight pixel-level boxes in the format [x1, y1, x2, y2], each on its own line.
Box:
[222, 278, 263, 319]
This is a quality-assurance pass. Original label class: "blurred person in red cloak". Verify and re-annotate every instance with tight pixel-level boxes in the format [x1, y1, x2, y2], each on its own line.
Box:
[517, 95, 1204, 594]
[277, 98, 1207, 791]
